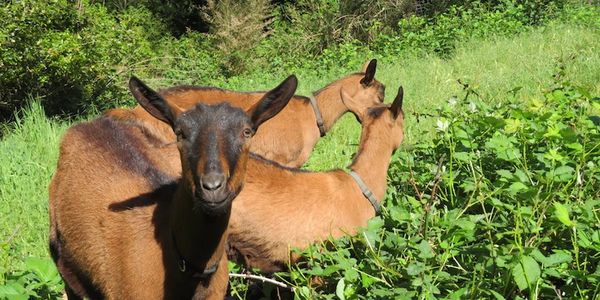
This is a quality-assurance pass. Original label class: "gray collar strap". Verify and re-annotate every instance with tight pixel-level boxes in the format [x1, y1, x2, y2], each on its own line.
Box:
[349, 170, 381, 214]
[308, 95, 326, 137]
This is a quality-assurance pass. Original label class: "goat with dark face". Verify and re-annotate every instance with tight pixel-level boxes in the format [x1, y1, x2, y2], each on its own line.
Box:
[48, 75, 297, 299]
[175, 104, 252, 212]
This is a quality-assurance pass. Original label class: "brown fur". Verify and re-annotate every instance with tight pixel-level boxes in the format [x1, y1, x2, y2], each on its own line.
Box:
[95, 87, 405, 275]
[105, 61, 384, 168]
[227, 89, 406, 273]
[48, 76, 297, 299]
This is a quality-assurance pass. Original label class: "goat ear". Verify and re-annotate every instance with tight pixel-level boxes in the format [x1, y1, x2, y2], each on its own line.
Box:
[340, 88, 366, 122]
[360, 59, 377, 86]
[248, 75, 298, 130]
[360, 60, 371, 72]
[389, 86, 404, 119]
[129, 76, 180, 127]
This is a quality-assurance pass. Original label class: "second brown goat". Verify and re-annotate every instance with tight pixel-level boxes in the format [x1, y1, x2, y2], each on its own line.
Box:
[226, 86, 406, 272]
[106, 59, 384, 168]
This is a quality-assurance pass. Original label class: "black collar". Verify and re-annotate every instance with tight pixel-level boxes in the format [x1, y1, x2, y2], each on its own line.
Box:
[171, 231, 219, 279]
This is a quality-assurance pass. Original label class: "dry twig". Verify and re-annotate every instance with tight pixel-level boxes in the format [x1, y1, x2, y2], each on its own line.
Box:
[229, 273, 293, 290]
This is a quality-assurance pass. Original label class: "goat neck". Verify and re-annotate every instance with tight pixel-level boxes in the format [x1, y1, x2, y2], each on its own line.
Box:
[312, 83, 349, 132]
[348, 125, 394, 203]
[169, 187, 230, 277]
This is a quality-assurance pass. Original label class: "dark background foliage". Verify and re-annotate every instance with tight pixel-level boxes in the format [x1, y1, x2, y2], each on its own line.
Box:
[0, 0, 582, 121]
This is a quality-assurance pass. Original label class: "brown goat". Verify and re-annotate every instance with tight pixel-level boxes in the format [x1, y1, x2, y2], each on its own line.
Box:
[226, 86, 405, 273]
[48, 75, 298, 299]
[105, 59, 385, 168]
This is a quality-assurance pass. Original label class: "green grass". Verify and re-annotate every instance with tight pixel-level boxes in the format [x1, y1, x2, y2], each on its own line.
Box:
[0, 102, 68, 275]
[305, 21, 600, 170]
[0, 20, 599, 297]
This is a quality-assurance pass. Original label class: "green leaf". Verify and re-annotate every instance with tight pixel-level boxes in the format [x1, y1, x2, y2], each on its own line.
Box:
[336, 278, 346, 300]
[0, 283, 29, 300]
[417, 240, 434, 259]
[406, 262, 425, 276]
[578, 230, 593, 248]
[507, 182, 528, 195]
[512, 255, 540, 291]
[389, 206, 410, 222]
[490, 290, 506, 300]
[24, 257, 60, 284]
[553, 202, 573, 226]
[514, 169, 529, 183]
[544, 149, 564, 162]
[454, 151, 471, 162]
[447, 287, 467, 299]
[529, 249, 547, 264]
[344, 268, 358, 282]
[565, 142, 583, 152]
[360, 272, 376, 288]
[545, 251, 572, 267]
[548, 165, 575, 182]
[295, 286, 312, 300]
[496, 169, 513, 180]
[455, 218, 476, 231]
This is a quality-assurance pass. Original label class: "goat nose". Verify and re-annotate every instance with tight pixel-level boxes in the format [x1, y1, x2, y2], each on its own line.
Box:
[202, 173, 225, 191]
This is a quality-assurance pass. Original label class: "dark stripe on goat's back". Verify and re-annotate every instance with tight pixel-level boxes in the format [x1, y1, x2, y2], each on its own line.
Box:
[249, 153, 309, 173]
[159, 85, 311, 104]
[294, 95, 311, 104]
[159, 85, 266, 97]
[106, 114, 172, 147]
[72, 117, 175, 189]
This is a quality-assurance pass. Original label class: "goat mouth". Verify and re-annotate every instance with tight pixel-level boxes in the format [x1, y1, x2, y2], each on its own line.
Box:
[193, 190, 234, 214]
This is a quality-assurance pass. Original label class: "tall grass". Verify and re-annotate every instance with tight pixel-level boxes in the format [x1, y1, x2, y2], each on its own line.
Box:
[305, 21, 600, 170]
[0, 103, 68, 275]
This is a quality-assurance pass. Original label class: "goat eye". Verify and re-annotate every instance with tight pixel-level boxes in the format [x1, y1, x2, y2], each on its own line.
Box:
[242, 128, 253, 138]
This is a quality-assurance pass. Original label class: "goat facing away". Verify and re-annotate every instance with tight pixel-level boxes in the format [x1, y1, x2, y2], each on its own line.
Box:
[105, 59, 385, 168]
[227, 86, 405, 273]
[47, 75, 298, 299]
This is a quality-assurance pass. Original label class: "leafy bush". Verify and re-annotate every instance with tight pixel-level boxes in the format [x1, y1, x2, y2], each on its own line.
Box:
[283, 76, 600, 299]
[373, 1, 529, 57]
[0, 0, 169, 119]
[0, 0, 593, 119]
[256, 0, 590, 74]
[0, 258, 63, 300]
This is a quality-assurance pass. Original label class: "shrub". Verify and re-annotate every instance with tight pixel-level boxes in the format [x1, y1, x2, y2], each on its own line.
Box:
[202, 0, 272, 76]
[0, 0, 81, 119]
[284, 73, 600, 299]
[0, 258, 63, 299]
[0, 0, 169, 120]
[373, 1, 528, 57]
[0, 0, 590, 119]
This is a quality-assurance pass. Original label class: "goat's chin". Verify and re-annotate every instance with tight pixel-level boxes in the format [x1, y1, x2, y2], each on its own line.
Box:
[193, 191, 235, 216]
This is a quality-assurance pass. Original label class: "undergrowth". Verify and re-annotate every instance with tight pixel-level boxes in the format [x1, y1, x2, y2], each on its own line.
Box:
[267, 69, 600, 299]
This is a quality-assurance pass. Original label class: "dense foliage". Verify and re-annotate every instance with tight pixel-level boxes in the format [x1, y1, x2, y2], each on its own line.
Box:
[283, 73, 600, 299]
[0, 0, 588, 120]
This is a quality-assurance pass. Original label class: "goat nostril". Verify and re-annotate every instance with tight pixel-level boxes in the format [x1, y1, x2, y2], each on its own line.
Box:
[202, 174, 225, 191]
